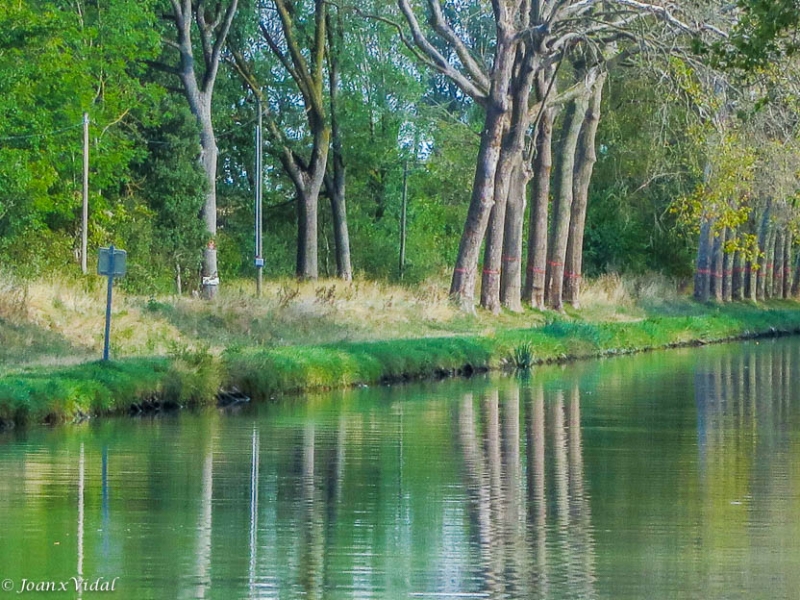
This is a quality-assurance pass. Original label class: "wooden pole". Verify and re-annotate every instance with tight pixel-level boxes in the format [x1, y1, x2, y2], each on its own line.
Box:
[255, 100, 264, 297]
[82, 113, 89, 275]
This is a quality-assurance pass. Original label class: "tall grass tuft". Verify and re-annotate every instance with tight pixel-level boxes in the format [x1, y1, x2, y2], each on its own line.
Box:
[510, 341, 535, 370]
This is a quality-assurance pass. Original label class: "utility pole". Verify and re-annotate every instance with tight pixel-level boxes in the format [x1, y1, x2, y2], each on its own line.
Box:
[399, 158, 409, 280]
[81, 113, 89, 275]
[255, 98, 264, 297]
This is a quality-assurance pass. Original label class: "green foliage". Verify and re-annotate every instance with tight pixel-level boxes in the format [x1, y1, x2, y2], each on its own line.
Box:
[0, 0, 160, 277]
[122, 98, 208, 294]
[510, 341, 535, 371]
[162, 343, 221, 404]
[715, 0, 800, 70]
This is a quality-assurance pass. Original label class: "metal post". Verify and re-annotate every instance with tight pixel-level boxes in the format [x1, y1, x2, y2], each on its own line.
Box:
[82, 113, 89, 275]
[103, 245, 115, 361]
[399, 159, 408, 280]
[255, 98, 264, 297]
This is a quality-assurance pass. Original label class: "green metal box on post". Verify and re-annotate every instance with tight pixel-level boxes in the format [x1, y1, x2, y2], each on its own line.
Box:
[97, 245, 127, 361]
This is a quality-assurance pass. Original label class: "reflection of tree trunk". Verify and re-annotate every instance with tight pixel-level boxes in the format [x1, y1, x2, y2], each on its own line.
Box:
[484, 390, 504, 594]
[457, 393, 492, 577]
[77, 443, 85, 600]
[502, 385, 526, 585]
[552, 389, 569, 569]
[248, 429, 260, 596]
[300, 424, 324, 599]
[503, 386, 521, 520]
[748, 352, 757, 424]
[526, 382, 548, 594]
[783, 342, 792, 413]
[191, 450, 213, 600]
[567, 385, 596, 597]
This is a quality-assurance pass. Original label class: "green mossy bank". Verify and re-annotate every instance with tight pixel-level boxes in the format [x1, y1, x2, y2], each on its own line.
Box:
[3, 304, 800, 428]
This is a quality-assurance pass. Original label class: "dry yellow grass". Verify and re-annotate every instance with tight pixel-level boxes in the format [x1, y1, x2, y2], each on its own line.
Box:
[18, 276, 188, 356]
[0, 271, 688, 367]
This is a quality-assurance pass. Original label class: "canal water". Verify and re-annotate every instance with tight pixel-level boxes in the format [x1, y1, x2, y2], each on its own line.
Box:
[1, 338, 799, 599]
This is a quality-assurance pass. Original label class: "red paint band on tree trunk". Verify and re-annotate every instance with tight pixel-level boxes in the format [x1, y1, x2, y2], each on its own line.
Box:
[527, 266, 546, 274]
[483, 269, 500, 275]
[548, 261, 563, 267]
[697, 269, 711, 275]
[502, 256, 519, 262]
[454, 268, 469, 274]
[564, 272, 582, 279]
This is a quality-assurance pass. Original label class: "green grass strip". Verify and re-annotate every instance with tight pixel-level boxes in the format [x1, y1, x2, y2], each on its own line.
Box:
[223, 305, 800, 400]
[4, 304, 800, 426]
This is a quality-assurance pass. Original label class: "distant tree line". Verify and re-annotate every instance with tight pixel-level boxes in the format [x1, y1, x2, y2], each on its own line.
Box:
[1, 0, 800, 310]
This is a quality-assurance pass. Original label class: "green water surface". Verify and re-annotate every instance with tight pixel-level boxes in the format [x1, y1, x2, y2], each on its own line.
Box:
[1, 338, 799, 599]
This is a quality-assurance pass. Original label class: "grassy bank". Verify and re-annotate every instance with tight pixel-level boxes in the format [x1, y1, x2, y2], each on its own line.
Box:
[1, 273, 800, 426]
[0, 346, 222, 428]
[223, 304, 800, 400]
[3, 282, 800, 427]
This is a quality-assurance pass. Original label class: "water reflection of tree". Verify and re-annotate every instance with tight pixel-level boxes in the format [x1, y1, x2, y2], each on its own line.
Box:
[694, 340, 800, 599]
[456, 379, 597, 599]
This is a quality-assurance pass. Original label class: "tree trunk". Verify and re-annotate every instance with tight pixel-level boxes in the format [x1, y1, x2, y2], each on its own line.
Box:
[722, 228, 733, 302]
[710, 226, 723, 302]
[500, 158, 528, 312]
[783, 232, 792, 298]
[773, 230, 785, 299]
[546, 94, 589, 311]
[328, 180, 351, 281]
[756, 204, 771, 301]
[564, 72, 606, 308]
[481, 123, 515, 313]
[734, 247, 745, 301]
[764, 224, 776, 299]
[480, 45, 537, 313]
[294, 136, 329, 279]
[792, 248, 800, 298]
[166, 0, 239, 300]
[524, 106, 554, 310]
[198, 110, 220, 299]
[326, 7, 352, 281]
[450, 29, 517, 310]
[694, 216, 713, 302]
[722, 227, 734, 302]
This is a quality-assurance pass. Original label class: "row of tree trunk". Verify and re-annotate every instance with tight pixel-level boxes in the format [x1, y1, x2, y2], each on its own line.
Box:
[451, 51, 608, 314]
[694, 205, 796, 303]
